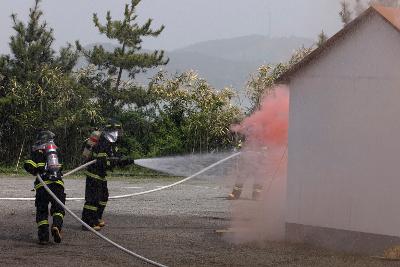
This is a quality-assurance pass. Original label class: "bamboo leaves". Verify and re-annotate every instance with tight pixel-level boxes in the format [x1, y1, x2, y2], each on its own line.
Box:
[149, 71, 243, 153]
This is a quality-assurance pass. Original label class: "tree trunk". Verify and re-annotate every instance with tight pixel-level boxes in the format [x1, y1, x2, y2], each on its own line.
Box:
[115, 43, 126, 91]
[15, 136, 26, 172]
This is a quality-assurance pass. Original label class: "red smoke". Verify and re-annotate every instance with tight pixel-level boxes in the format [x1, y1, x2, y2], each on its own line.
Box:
[232, 86, 289, 147]
[226, 85, 289, 244]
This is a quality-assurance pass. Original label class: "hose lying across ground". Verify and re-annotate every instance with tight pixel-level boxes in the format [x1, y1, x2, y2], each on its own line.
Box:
[29, 153, 240, 266]
[36, 174, 167, 267]
[0, 152, 241, 201]
[2, 153, 241, 265]
[109, 152, 241, 199]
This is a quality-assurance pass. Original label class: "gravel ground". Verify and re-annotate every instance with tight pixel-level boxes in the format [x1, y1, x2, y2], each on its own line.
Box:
[0, 175, 397, 267]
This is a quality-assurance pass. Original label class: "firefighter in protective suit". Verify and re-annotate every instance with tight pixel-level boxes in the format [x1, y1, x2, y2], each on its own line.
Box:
[227, 143, 267, 201]
[24, 130, 65, 244]
[81, 119, 133, 230]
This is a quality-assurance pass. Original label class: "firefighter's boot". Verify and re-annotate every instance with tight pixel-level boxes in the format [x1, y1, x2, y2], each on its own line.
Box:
[38, 224, 49, 245]
[98, 219, 106, 227]
[51, 226, 62, 243]
[82, 203, 101, 231]
[51, 212, 63, 243]
[228, 184, 243, 200]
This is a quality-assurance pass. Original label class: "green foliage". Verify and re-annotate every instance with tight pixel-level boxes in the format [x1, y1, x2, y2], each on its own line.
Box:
[0, 0, 243, 170]
[147, 116, 184, 157]
[117, 110, 152, 159]
[317, 30, 328, 48]
[149, 71, 243, 153]
[339, 1, 352, 26]
[246, 46, 313, 113]
[0, 0, 96, 166]
[77, 0, 168, 118]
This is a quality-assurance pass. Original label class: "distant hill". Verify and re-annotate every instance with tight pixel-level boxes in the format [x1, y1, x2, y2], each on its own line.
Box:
[177, 35, 313, 64]
[80, 35, 314, 105]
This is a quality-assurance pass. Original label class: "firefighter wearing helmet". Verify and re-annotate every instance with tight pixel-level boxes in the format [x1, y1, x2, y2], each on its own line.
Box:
[81, 119, 134, 230]
[24, 130, 65, 244]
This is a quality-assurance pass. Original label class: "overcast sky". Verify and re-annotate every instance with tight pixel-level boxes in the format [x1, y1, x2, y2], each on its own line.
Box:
[0, 0, 343, 53]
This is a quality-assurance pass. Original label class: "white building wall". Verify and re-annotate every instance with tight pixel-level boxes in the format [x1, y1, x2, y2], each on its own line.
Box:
[287, 12, 400, 237]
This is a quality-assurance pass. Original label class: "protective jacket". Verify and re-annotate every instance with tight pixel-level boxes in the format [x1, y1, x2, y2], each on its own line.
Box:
[82, 121, 135, 228]
[24, 141, 65, 243]
[82, 132, 117, 228]
[24, 144, 64, 190]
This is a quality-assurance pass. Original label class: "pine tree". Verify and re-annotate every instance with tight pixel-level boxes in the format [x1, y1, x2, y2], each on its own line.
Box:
[339, 1, 352, 26]
[316, 30, 328, 47]
[2, 0, 78, 82]
[78, 0, 168, 113]
[0, 0, 93, 164]
[5, 0, 54, 82]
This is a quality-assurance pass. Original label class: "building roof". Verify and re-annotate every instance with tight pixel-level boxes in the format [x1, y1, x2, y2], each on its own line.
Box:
[278, 5, 400, 83]
[374, 4, 400, 31]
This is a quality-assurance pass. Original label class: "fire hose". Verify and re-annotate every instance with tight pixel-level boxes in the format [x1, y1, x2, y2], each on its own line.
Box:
[108, 152, 241, 199]
[31, 153, 241, 266]
[63, 159, 97, 177]
[0, 152, 241, 201]
[36, 173, 167, 267]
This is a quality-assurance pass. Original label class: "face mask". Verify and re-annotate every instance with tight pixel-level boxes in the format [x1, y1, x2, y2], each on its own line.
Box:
[104, 130, 118, 143]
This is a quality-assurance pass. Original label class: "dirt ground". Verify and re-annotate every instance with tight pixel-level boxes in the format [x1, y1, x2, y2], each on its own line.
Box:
[0, 175, 397, 267]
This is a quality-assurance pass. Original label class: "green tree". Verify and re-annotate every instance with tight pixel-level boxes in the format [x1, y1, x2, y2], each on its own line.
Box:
[316, 30, 328, 48]
[0, 0, 97, 165]
[77, 0, 168, 117]
[339, 1, 353, 26]
[1, 0, 78, 83]
[149, 71, 243, 153]
[246, 46, 313, 113]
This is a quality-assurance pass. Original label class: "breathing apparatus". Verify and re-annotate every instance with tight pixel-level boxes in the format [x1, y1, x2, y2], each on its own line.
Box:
[33, 130, 61, 179]
[45, 140, 60, 178]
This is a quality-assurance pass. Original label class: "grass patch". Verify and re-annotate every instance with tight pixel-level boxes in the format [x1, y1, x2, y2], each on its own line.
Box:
[0, 164, 26, 176]
[0, 162, 179, 180]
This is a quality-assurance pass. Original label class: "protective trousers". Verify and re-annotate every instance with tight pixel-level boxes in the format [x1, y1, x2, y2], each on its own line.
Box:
[82, 176, 109, 227]
[35, 183, 66, 242]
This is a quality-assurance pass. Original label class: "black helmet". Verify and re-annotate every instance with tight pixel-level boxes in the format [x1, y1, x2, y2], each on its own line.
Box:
[103, 119, 122, 143]
[36, 130, 55, 144]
